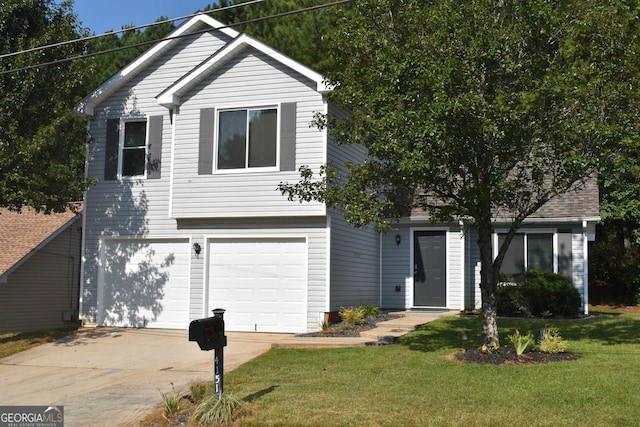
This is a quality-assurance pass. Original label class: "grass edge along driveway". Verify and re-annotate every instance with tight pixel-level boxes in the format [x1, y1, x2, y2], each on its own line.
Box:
[182, 309, 640, 427]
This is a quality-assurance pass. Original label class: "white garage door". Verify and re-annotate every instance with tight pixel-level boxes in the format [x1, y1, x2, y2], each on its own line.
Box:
[99, 239, 189, 329]
[208, 238, 307, 333]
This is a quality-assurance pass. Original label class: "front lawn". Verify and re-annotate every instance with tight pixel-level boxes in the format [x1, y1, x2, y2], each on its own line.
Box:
[0, 328, 78, 359]
[150, 309, 640, 426]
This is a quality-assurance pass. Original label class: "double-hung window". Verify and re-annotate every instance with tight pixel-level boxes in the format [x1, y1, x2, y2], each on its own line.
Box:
[121, 120, 147, 177]
[104, 116, 163, 181]
[217, 107, 278, 170]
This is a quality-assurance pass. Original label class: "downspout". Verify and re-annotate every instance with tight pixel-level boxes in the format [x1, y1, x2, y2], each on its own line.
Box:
[379, 231, 383, 308]
[582, 220, 589, 315]
[459, 219, 465, 311]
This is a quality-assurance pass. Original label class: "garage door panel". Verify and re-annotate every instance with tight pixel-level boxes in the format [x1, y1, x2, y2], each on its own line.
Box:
[208, 238, 307, 333]
[100, 240, 189, 329]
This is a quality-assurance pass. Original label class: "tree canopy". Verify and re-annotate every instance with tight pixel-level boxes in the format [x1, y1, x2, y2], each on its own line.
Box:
[0, 0, 93, 213]
[85, 18, 176, 89]
[205, 0, 339, 72]
[279, 0, 640, 347]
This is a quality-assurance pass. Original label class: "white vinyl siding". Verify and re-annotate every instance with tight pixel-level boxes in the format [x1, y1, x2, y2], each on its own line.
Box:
[381, 228, 411, 310]
[328, 211, 380, 310]
[81, 31, 238, 322]
[169, 49, 326, 218]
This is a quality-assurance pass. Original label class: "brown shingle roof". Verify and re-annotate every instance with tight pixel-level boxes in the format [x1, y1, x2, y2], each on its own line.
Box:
[409, 177, 599, 221]
[0, 206, 82, 276]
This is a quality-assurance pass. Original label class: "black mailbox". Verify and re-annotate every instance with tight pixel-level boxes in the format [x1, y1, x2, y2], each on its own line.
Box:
[189, 315, 226, 351]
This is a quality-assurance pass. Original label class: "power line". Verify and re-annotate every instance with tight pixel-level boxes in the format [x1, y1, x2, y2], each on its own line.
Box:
[0, 0, 352, 76]
[0, 0, 267, 60]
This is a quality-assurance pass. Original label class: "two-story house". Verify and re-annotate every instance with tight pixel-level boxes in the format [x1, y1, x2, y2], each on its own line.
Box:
[75, 14, 598, 333]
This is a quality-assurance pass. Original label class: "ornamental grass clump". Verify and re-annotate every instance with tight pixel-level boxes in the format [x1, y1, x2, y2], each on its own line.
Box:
[508, 329, 536, 356]
[160, 383, 184, 417]
[539, 327, 568, 354]
[190, 393, 251, 426]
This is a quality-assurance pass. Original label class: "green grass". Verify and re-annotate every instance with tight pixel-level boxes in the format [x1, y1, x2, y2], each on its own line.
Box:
[0, 328, 78, 359]
[217, 310, 640, 427]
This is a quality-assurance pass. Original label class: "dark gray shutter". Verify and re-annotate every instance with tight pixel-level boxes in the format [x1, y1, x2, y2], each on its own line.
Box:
[280, 102, 297, 171]
[198, 108, 215, 175]
[147, 115, 163, 179]
[104, 118, 119, 180]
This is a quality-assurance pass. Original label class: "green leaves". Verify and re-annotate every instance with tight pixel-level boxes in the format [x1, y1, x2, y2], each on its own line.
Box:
[0, 0, 93, 212]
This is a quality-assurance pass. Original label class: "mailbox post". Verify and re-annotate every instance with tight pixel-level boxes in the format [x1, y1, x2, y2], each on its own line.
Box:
[212, 308, 225, 399]
[189, 308, 227, 400]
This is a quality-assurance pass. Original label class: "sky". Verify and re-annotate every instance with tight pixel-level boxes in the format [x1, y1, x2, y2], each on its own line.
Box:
[71, 0, 216, 35]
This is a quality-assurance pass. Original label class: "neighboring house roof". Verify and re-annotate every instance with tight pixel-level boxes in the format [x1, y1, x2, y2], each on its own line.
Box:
[74, 14, 240, 116]
[0, 206, 82, 283]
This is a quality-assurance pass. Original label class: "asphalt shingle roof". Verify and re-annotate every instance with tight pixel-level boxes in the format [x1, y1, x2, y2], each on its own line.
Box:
[0, 206, 81, 276]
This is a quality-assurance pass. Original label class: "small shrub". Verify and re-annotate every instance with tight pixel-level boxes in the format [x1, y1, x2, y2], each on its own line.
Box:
[496, 282, 531, 317]
[190, 393, 250, 425]
[522, 271, 582, 317]
[361, 304, 380, 318]
[497, 271, 581, 318]
[539, 327, 568, 354]
[508, 329, 536, 356]
[339, 305, 380, 325]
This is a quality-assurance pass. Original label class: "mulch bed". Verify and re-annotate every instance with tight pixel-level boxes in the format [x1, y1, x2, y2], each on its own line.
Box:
[453, 345, 582, 365]
[295, 313, 402, 337]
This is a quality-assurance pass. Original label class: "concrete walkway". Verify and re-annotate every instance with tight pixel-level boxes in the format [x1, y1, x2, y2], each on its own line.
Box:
[274, 310, 457, 348]
[0, 310, 454, 426]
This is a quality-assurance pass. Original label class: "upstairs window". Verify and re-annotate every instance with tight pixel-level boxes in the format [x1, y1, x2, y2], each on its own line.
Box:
[121, 120, 147, 177]
[104, 116, 163, 181]
[217, 107, 277, 170]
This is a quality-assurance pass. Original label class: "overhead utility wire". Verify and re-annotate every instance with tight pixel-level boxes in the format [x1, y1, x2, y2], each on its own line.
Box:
[0, 0, 352, 76]
[0, 0, 267, 60]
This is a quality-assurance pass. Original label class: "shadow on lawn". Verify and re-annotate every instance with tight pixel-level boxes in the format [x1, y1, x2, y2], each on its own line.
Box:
[243, 386, 279, 402]
[399, 311, 640, 352]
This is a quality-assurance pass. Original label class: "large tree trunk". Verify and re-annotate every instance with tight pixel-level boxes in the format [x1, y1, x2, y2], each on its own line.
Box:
[477, 215, 499, 349]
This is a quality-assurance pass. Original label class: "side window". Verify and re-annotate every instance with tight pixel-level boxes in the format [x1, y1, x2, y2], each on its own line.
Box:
[104, 116, 163, 181]
[121, 120, 147, 177]
[497, 232, 554, 275]
[217, 107, 278, 170]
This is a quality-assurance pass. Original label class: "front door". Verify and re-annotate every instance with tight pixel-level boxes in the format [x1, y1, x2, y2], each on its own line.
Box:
[413, 231, 446, 307]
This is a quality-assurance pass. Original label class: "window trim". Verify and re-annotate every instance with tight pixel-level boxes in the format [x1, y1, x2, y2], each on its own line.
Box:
[213, 104, 281, 173]
[493, 229, 559, 274]
[119, 117, 148, 179]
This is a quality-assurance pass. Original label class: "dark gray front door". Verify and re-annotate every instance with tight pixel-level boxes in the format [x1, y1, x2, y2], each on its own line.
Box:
[413, 231, 446, 307]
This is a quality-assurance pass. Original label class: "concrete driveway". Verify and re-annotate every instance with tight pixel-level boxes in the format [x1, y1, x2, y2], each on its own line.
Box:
[0, 328, 291, 426]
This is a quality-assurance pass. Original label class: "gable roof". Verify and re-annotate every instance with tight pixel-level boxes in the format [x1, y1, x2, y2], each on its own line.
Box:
[75, 13, 331, 116]
[74, 14, 240, 116]
[156, 32, 331, 109]
[0, 206, 82, 283]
